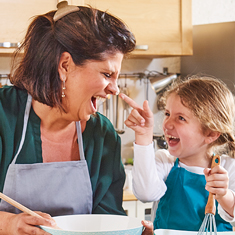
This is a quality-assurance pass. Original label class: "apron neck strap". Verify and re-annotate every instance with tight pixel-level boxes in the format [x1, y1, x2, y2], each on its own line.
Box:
[76, 121, 85, 160]
[174, 158, 179, 167]
[12, 94, 32, 164]
[12, 94, 85, 163]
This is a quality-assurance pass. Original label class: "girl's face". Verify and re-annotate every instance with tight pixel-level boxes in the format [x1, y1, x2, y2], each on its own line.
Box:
[163, 93, 211, 166]
[63, 52, 123, 122]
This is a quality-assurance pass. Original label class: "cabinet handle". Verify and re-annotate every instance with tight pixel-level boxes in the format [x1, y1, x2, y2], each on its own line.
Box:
[0, 42, 20, 48]
[135, 45, 149, 51]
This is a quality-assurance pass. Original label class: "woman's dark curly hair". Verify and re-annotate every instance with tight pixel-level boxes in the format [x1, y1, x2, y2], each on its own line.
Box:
[10, 6, 136, 109]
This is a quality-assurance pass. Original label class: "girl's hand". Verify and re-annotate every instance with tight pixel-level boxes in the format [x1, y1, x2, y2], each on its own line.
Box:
[204, 165, 235, 217]
[119, 93, 154, 145]
[7, 211, 56, 235]
[141, 220, 154, 235]
[204, 165, 228, 200]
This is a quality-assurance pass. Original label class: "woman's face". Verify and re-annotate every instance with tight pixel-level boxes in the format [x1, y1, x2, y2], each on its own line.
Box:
[63, 52, 123, 121]
[163, 92, 210, 166]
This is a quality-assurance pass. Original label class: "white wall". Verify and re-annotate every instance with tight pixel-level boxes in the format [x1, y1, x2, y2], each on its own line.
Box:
[192, 0, 235, 25]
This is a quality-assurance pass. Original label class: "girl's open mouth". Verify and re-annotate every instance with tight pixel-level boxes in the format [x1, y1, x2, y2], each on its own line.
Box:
[165, 134, 180, 145]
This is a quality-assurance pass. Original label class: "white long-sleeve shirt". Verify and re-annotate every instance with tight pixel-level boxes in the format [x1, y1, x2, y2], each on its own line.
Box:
[132, 142, 235, 224]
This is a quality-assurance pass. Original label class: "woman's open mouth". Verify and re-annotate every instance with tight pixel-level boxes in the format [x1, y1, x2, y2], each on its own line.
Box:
[91, 96, 97, 112]
[91, 96, 106, 113]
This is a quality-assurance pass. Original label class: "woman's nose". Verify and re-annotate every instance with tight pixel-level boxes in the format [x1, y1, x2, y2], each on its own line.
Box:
[105, 80, 119, 95]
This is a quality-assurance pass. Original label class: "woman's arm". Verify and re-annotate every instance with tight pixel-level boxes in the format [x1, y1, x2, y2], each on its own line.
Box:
[88, 114, 126, 215]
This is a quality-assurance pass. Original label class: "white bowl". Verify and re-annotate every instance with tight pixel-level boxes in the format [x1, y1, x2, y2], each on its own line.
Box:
[154, 229, 235, 235]
[40, 214, 143, 235]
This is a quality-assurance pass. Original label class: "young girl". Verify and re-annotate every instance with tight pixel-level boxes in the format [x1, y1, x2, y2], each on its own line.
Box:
[120, 76, 235, 232]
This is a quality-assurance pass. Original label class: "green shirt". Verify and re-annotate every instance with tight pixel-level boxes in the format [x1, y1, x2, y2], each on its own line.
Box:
[0, 86, 125, 215]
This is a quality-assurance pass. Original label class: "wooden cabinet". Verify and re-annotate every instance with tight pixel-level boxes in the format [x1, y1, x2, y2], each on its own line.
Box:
[0, 0, 192, 57]
[0, 0, 81, 54]
[0, 0, 53, 53]
[80, 0, 193, 57]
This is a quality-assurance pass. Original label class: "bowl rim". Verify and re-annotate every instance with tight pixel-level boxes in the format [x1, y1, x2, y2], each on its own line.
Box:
[40, 214, 143, 233]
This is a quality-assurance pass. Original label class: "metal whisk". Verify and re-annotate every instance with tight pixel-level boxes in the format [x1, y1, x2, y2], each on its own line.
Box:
[197, 154, 220, 235]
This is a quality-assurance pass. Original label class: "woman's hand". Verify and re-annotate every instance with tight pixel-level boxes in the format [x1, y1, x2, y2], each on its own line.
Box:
[4, 211, 56, 235]
[119, 93, 154, 146]
[204, 166, 234, 217]
[141, 220, 154, 235]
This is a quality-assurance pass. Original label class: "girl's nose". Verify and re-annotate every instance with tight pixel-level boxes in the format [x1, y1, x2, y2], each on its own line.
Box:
[163, 118, 173, 130]
[105, 80, 119, 95]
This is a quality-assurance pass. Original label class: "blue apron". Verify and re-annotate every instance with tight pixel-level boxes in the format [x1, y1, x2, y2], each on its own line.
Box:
[153, 158, 232, 231]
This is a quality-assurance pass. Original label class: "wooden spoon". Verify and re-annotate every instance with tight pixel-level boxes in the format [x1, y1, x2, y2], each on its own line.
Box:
[0, 192, 62, 230]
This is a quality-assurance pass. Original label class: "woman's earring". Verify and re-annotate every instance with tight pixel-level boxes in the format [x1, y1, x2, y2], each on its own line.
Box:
[62, 80, 66, 98]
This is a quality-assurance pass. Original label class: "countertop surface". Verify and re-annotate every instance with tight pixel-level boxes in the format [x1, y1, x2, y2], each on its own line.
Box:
[123, 190, 137, 201]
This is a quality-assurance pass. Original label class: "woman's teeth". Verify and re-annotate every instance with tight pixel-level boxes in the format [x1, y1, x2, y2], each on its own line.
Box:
[93, 95, 106, 103]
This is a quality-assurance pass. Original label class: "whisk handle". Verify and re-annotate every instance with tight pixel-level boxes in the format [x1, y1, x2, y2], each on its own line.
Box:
[205, 155, 221, 215]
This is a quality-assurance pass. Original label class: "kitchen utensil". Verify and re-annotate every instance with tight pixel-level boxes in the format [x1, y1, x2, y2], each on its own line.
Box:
[154, 229, 235, 235]
[0, 192, 43, 219]
[197, 155, 221, 235]
[121, 82, 130, 130]
[149, 73, 177, 94]
[40, 214, 143, 235]
[0, 192, 62, 230]
[153, 134, 168, 149]
[115, 85, 125, 134]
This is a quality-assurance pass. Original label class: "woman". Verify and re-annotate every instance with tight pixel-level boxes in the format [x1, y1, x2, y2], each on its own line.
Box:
[0, 3, 155, 234]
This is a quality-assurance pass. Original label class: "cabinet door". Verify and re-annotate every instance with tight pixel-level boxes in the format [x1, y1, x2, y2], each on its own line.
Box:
[122, 200, 136, 218]
[84, 0, 192, 57]
[0, 0, 192, 57]
[0, 0, 58, 43]
[0, 0, 58, 53]
[136, 201, 153, 221]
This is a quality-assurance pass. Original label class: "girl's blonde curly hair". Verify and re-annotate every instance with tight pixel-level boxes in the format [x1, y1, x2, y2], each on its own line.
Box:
[161, 75, 235, 158]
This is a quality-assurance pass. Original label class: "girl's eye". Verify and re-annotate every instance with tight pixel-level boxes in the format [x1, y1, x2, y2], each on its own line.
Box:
[164, 111, 170, 117]
[179, 116, 186, 121]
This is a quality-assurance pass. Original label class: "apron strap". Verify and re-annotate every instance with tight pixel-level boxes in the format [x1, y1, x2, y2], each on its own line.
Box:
[12, 94, 85, 163]
[76, 121, 85, 160]
[12, 94, 32, 164]
[174, 158, 179, 167]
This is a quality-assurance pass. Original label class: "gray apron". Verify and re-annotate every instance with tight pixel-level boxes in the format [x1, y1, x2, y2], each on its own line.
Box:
[0, 94, 93, 216]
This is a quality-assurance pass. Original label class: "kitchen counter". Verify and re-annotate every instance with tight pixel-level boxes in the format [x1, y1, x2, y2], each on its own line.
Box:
[123, 190, 137, 201]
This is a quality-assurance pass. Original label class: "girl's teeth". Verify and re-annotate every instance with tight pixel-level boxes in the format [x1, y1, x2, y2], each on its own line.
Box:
[166, 135, 179, 139]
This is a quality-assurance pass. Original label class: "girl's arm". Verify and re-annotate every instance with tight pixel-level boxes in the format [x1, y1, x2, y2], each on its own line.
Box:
[120, 94, 171, 202]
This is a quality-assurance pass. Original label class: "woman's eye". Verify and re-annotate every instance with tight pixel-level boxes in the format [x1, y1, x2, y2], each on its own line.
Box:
[104, 73, 111, 78]
[179, 116, 186, 121]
